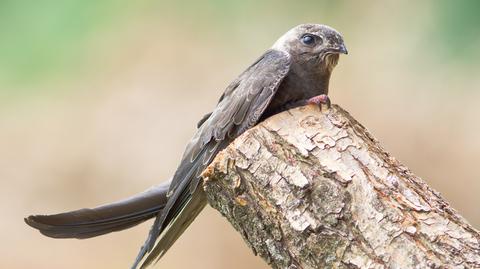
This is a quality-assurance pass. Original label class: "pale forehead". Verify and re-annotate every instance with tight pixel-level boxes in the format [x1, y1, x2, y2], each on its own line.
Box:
[289, 24, 342, 39]
[272, 24, 342, 51]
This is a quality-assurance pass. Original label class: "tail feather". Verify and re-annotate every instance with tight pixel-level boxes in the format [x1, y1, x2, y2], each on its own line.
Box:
[25, 181, 170, 239]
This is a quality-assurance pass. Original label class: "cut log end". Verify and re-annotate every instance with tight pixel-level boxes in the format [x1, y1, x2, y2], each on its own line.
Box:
[203, 105, 480, 269]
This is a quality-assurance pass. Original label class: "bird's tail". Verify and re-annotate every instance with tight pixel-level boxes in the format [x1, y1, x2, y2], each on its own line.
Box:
[25, 180, 171, 239]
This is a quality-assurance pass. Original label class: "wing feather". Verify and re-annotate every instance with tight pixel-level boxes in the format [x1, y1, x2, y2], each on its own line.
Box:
[133, 49, 291, 269]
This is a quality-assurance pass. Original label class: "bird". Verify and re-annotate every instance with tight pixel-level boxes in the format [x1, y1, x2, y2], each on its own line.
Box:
[25, 23, 347, 268]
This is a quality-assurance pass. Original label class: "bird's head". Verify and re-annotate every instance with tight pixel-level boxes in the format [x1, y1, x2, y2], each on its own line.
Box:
[272, 24, 347, 72]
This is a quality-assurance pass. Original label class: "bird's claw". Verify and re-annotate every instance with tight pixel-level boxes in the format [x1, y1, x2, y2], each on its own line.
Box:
[307, 94, 331, 111]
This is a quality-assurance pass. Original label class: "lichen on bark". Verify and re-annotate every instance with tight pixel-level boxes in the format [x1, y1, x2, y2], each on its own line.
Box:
[202, 105, 480, 269]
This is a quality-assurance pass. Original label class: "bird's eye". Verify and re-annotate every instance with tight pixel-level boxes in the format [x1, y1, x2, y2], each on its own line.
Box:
[301, 34, 316, 45]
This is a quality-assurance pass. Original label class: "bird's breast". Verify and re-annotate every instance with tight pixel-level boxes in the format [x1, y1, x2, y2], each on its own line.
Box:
[271, 71, 329, 106]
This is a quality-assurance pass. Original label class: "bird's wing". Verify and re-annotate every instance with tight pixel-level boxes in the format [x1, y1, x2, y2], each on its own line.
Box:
[195, 85, 227, 129]
[196, 112, 212, 128]
[134, 49, 291, 269]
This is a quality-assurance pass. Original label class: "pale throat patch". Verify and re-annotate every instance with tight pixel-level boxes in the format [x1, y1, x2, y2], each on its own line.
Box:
[325, 54, 340, 71]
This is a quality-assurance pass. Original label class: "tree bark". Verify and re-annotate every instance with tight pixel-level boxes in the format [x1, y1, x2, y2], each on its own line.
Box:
[201, 104, 480, 269]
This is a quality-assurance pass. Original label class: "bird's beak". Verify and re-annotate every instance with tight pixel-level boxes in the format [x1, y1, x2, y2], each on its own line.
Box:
[338, 43, 348, 55]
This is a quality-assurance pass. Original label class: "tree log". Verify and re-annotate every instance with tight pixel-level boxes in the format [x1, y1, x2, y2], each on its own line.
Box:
[201, 104, 480, 269]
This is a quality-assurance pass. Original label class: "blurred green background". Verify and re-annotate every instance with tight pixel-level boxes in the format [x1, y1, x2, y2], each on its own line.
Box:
[1, 1, 479, 268]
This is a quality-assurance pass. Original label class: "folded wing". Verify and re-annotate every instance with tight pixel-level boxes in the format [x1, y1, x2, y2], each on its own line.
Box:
[135, 49, 292, 268]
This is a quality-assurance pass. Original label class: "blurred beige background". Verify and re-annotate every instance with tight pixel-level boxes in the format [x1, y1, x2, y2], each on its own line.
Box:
[1, 1, 479, 268]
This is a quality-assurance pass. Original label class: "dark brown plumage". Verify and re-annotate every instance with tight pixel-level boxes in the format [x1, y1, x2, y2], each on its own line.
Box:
[25, 23, 347, 269]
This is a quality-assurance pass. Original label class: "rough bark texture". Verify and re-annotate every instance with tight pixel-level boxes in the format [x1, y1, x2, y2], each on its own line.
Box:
[202, 104, 480, 269]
